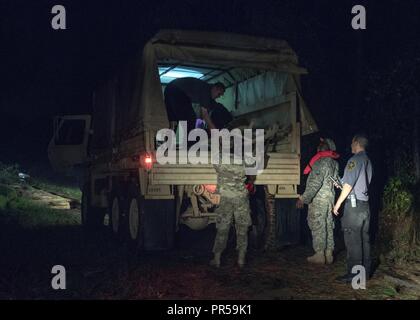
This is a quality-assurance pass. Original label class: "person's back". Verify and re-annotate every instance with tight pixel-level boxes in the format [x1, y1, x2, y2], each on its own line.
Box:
[210, 123, 253, 269]
[209, 103, 233, 131]
[214, 157, 248, 199]
[211, 155, 251, 268]
[333, 134, 373, 282]
[164, 78, 225, 133]
[311, 157, 339, 202]
[167, 77, 212, 108]
[343, 150, 372, 202]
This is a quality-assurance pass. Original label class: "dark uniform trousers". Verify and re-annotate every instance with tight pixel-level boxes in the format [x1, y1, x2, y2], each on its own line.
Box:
[341, 199, 371, 276]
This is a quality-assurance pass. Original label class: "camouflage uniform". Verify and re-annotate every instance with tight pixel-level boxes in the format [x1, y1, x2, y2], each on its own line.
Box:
[301, 143, 339, 255]
[212, 156, 252, 260]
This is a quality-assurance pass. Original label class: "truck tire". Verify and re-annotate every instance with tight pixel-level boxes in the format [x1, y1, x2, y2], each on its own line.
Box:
[81, 184, 105, 230]
[108, 192, 124, 241]
[125, 185, 145, 250]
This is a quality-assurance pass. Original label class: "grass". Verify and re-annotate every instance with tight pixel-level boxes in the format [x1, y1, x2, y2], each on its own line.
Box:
[0, 185, 79, 229]
[0, 162, 80, 228]
[1, 162, 419, 300]
[0, 160, 81, 201]
[0, 162, 19, 184]
[30, 178, 81, 201]
[6, 197, 79, 228]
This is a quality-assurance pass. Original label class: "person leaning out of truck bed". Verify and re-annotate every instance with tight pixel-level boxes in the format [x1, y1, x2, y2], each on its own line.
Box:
[164, 77, 225, 134]
[196, 101, 233, 132]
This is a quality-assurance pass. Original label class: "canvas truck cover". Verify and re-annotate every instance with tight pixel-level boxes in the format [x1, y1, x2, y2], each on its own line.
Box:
[92, 30, 317, 150]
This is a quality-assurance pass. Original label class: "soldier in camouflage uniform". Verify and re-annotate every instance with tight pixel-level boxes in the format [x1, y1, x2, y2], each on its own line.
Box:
[209, 118, 257, 268]
[210, 153, 252, 268]
[296, 138, 340, 264]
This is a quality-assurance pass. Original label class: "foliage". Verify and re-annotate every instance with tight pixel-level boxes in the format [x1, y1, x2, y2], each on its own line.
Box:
[364, 49, 420, 265]
[0, 162, 20, 184]
[380, 176, 420, 265]
[0, 160, 81, 201]
[0, 187, 79, 229]
[0, 166, 80, 228]
[0, 185, 18, 210]
[31, 178, 81, 201]
[364, 54, 420, 182]
[0, 195, 8, 211]
[383, 177, 413, 217]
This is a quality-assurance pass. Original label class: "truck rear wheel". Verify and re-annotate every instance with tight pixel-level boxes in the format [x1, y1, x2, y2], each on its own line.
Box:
[81, 184, 105, 229]
[125, 185, 145, 250]
[108, 193, 124, 240]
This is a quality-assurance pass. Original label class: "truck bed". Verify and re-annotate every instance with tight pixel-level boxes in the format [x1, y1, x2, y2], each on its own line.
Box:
[150, 152, 300, 186]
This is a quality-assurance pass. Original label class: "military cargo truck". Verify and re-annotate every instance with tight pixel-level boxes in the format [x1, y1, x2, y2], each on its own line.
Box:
[48, 30, 318, 250]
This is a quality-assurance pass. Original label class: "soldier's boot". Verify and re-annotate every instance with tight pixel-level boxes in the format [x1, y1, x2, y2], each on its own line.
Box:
[325, 249, 334, 264]
[307, 251, 325, 264]
[210, 252, 221, 268]
[238, 250, 246, 268]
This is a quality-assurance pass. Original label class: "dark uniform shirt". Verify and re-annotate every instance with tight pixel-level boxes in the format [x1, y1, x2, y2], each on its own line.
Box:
[168, 77, 213, 109]
[342, 151, 372, 201]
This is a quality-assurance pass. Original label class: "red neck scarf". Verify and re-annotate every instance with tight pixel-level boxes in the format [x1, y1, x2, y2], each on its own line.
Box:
[304, 150, 340, 175]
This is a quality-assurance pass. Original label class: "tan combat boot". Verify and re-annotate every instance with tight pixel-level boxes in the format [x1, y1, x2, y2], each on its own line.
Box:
[210, 252, 221, 268]
[325, 249, 334, 264]
[238, 251, 246, 268]
[307, 251, 325, 264]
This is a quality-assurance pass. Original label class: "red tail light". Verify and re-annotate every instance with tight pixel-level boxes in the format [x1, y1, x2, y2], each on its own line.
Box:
[144, 156, 152, 164]
[140, 153, 154, 171]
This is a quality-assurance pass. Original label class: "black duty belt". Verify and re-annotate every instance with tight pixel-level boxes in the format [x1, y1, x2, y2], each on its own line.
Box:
[346, 198, 368, 203]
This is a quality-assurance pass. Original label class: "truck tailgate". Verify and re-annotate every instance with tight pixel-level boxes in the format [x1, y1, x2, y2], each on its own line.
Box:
[150, 152, 300, 185]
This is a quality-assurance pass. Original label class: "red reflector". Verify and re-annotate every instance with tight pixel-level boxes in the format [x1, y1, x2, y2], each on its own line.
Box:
[204, 184, 217, 193]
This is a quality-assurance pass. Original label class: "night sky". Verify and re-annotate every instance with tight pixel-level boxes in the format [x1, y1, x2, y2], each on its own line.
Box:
[1, 0, 419, 171]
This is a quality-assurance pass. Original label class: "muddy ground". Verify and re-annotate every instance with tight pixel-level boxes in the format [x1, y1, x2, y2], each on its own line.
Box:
[0, 186, 419, 300]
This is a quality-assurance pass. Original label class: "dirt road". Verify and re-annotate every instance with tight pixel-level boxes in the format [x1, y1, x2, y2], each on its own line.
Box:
[0, 186, 418, 300]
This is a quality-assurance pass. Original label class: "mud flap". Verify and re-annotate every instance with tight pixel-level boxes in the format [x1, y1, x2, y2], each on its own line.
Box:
[143, 199, 176, 250]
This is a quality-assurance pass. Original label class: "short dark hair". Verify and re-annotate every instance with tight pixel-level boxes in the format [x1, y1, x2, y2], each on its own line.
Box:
[212, 82, 225, 91]
[353, 133, 369, 149]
